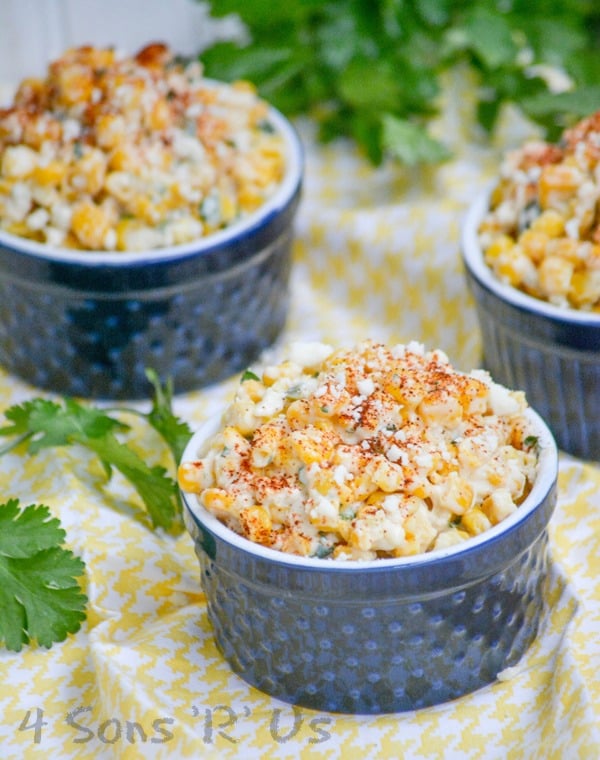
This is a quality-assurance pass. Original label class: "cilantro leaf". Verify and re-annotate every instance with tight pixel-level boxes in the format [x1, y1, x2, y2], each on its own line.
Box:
[521, 86, 600, 121]
[461, 6, 517, 69]
[381, 114, 452, 166]
[0, 499, 65, 558]
[199, 42, 296, 89]
[0, 398, 127, 453]
[0, 393, 182, 532]
[145, 369, 192, 465]
[339, 58, 403, 112]
[241, 369, 260, 382]
[79, 432, 179, 531]
[0, 501, 87, 652]
[199, 0, 600, 166]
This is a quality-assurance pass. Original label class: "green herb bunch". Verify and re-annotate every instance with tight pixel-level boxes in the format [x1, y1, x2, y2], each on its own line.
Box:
[200, 0, 600, 165]
[0, 370, 193, 651]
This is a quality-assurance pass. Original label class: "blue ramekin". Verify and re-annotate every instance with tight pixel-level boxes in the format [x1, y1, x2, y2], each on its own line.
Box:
[0, 107, 303, 400]
[462, 192, 600, 462]
[181, 409, 558, 715]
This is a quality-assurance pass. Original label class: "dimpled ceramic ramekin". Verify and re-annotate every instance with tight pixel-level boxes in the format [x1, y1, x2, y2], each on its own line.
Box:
[0, 107, 303, 400]
[181, 409, 558, 715]
[462, 192, 600, 461]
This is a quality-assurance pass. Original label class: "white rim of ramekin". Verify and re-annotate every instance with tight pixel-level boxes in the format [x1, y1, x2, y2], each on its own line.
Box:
[180, 406, 558, 571]
[0, 105, 303, 266]
[462, 191, 600, 325]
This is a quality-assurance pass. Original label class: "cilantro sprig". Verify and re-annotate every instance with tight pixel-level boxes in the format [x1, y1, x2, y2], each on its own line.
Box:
[199, 0, 600, 164]
[0, 370, 193, 533]
[0, 500, 87, 652]
[0, 373, 194, 652]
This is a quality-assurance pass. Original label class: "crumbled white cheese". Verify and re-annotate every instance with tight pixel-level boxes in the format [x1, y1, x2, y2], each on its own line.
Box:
[181, 340, 538, 561]
[288, 341, 334, 368]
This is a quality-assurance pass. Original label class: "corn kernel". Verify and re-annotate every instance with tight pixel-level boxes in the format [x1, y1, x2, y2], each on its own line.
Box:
[410, 483, 428, 499]
[52, 63, 94, 107]
[219, 192, 236, 224]
[33, 161, 67, 187]
[177, 461, 205, 493]
[148, 98, 172, 131]
[286, 399, 313, 430]
[538, 164, 580, 209]
[70, 200, 111, 250]
[128, 194, 159, 225]
[531, 209, 565, 238]
[238, 185, 263, 212]
[233, 80, 257, 94]
[115, 217, 139, 251]
[494, 246, 538, 289]
[538, 255, 574, 298]
[201, 488, 234, 512]
[239, 506, 272, 545]
[371, 458, 404, 493]
[291, 429, 334, 466]
[70, 147, 107, 196]
[108, 146, 139, 172]
[548, 237, 580, 263]
[2, 145, 38, 179]
[484, 234, 515, 262]
[14, 77, 45, 106]
[569, 270, 600, 308]
[519, 229, 549, 264]
[460, 508, 492, 536]
[241, 379, 265, 403]
[94, 114, 123, 149]
[481, 491, 516, 524]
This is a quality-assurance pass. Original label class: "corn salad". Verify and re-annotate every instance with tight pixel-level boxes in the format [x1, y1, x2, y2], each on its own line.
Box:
[478, 111, 600, 311]
[179, 341, 539, 561]
[0, 43, 286, 251]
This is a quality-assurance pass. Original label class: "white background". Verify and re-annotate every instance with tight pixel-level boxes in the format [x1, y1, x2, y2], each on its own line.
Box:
[0, 0, 242, 84]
